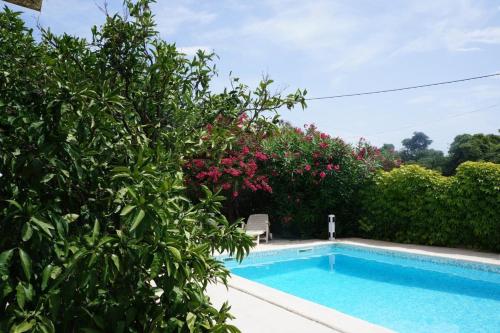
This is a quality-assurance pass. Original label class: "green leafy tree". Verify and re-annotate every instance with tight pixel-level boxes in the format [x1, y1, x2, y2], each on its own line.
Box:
[444, 132, 500, 175]
[0, 2, 304, 332]
[412, 149, 447, 172]
[399, 132, 448, 172]
[400, 131, 433, 161]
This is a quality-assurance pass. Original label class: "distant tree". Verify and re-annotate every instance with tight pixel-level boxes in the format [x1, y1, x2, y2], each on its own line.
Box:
[444, 132, 500, 175]
[379, 143, 401, 171]
[381, 143, 395, 152]
[400, 132, 432, 161]
[412, 149, 447, 172]
[398, 132, 449, 172]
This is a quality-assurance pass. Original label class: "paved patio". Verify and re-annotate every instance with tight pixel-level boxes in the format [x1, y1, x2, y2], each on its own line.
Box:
[208, 282, 339, 333]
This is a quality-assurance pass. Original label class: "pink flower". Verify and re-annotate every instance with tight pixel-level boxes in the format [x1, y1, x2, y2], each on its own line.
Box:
[254, 151, 268, 161]
[221, 157, 235, 166]
[222, 182, 232, 190]
[207, 167, 222, 182]
[326, 164, 333, 171]
[334, 164, 340, 171]
[244, 178, 257, 192]
[319, 171, 326, 179]
[196, 172, 207, 180]
[232, 191, 239, 198]
[193, 159, 205, 168]
[319, 142, 329, 149]
[320, 133, 329, 140]
[225, 168, 242, 177]
[304, 164, 311, 171]
[242, 146, 250, 155]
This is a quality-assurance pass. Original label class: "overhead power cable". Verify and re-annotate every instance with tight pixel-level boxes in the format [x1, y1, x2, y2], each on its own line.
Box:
[306, 73, 500, 100]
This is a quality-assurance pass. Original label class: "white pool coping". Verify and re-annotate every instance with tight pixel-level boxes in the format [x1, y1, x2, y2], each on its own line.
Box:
[226, 275, 394, 333]
[211, 238, 500, 333]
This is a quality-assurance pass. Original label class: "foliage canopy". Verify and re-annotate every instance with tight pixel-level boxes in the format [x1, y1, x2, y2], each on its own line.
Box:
[358, 162, 500, 251]
[0, 2, 304, 332]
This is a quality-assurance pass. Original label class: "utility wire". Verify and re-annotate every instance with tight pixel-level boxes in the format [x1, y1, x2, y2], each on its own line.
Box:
[306, 73, 500, 100]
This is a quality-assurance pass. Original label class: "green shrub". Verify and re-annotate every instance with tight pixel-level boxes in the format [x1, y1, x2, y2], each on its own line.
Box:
[359, 162, 500, 252]
[0, 2, 303, 331]
[450, 162, 500, 250]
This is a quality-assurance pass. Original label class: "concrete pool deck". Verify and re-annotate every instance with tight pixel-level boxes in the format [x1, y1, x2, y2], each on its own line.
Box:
[207, 238, 500, 333]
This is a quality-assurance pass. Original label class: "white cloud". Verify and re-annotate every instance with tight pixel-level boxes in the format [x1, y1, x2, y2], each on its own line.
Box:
[393, 1, 500, 54]
[459, 27, 500, 46]
[152, 3, 216, 36]
[177, 45, 212, 56]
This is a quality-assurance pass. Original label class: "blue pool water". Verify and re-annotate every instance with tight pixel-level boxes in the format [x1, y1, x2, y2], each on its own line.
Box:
[224, 245, 500, 333]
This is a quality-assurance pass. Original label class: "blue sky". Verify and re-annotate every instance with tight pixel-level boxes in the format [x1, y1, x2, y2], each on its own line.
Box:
[4, 0, 500, 151]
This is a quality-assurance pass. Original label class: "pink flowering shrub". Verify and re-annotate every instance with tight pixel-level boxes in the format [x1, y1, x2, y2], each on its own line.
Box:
[185, 119, 396, 237]
[260, 124, 387, 237]
[183, 114, 274, 218]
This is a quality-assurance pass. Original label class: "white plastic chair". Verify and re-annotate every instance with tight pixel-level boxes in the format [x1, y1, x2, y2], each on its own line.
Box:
[245, 214, 270, 244]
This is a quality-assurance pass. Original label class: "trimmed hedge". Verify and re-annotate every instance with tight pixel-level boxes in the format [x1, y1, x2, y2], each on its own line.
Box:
[358, 162, 500, 252]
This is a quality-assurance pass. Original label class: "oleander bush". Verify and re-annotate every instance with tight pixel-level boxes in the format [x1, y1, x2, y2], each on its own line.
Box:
[0, 2, 304, 332]
[257, 125, 385, 238]
[358, 162, 500, 252]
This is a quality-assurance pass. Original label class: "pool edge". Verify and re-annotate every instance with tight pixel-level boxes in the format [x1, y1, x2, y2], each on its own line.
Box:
[227, 274, 395, 333]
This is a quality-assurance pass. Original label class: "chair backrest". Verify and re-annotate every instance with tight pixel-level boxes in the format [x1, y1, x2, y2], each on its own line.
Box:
[246, 214, 269, 231]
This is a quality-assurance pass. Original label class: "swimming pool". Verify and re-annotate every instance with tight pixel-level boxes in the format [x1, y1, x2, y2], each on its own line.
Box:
[223, 244, 500, 333]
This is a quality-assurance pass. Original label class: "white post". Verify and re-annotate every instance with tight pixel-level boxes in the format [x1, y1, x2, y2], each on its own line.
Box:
[328, 214, 336, 241]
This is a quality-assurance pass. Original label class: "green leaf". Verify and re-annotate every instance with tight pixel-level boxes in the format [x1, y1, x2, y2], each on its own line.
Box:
[37, 318, 55, 333]
[15, 283, 25, 309]
[41, 173, 55, 183]
[97, 236, 116, 247]
[30, 216, 54, 237]
[92, 219, 100, 244]
[186, 312, 196, 332]
[62, 213, 79, 223]
[126, 186, 138, 201]
[150, 252, 161, 278]
[130, 209, 145, 231]
[10, 319, 35, 333]
[41, 265, 53, 290]
[21, 223, 33, 242]
[120, 205, 135, 216]
[167, 246, 182, 262]
[18, 249, 32, 280]
[5, 199, 22, 211]
[0, 249, 14, 278]
[111, 254, 120, 272]
[50, 266, 62, 279]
